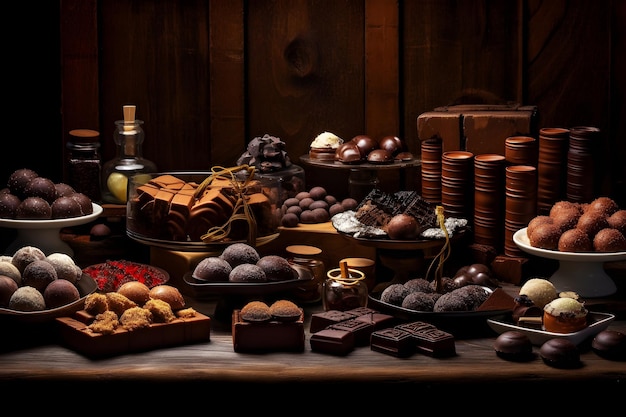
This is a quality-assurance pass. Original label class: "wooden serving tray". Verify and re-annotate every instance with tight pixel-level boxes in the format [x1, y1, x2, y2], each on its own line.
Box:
[56, 310, 211, 358]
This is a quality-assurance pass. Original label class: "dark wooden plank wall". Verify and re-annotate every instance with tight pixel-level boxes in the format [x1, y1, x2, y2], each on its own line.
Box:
[2, 0, 624, 206]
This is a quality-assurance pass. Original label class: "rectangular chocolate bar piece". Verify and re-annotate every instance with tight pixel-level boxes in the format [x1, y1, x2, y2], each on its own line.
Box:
[309, 310, 358, 333]
[310, 328, 355, 356]
[370, 327, 415, 358]
[395, 320, 436, 335]
[411, 327, 456, 358]
[232, 309, 305, 353]
[328, 318, 374, 346]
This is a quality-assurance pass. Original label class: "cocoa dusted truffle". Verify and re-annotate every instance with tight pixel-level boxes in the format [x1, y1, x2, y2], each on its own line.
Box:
[15, 197, 52, 219]
[607, 210, 626, 235]
[9, 285, 46, 311]
[593, 228, 626, 252]
[380, 283, 410, 306]
[229, 263, 267, 283]
[43, 278, 80, 309]
[558, 228, 592, 252]
[539, 338, 581, 368]
[577, 210, 609, 238]
[11, 246, 46, 274]
[220, 243, 260, 267]
[256, 255, 297, 282]
[586, 196, 619, 217]
[493, 331, 533, 362]
[529, 222, 561, 250]
[527, 215, 553, 238]
[193, 256, 232, 282]
[22, 259, 58, 292]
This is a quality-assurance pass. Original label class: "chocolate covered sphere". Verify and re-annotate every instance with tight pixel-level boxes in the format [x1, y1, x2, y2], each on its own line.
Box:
[24, 176, 57, 204]
[7, 168, 38, 199]
[386, 213, 419, 240]
[51, 196, 83, 219]
[378, 135, 405, 156]
[0, 192, 21, 218]
[16, 197, 52, 219]
[351, 135, 378, 158]
[43, 278, 80, 309]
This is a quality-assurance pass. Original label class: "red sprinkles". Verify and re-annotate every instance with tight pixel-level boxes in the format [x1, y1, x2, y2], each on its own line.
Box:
[83, 260, 168, 292]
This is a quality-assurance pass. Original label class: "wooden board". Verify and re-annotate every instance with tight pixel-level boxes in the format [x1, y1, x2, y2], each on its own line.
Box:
[56, 310, 211, 358]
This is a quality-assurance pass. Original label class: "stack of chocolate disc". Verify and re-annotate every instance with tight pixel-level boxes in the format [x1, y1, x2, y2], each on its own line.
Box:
[473, 154, 506, 250]
[420, 138, 442, 204]
[567, 126, 601, 203]
[505, 135, 537, 167]
[504, 165, 537, 257]
[441, 151, 474, 221]
[537, 128, 569, 215]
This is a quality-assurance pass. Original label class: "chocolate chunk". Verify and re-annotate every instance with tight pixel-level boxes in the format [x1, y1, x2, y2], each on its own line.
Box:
[310, 328, 355, 356]
[329, 318, 374, 346]
[309, 310, 358, 333]
[411, 327, 456, 357]
[370, 328, 415, 358]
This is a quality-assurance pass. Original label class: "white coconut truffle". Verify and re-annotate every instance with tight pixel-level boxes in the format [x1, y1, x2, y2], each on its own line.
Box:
[519, 278, 557, 309]
[45, 253, 82, 284]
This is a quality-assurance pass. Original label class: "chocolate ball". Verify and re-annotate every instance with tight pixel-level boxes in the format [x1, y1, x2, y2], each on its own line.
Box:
[367, 149, 393, 164]
[378, 135, 405, 156]
[54, 183, 75, 197]
[43, 278, 80, 309]
[351, 135, 378, 158]
[16, 197, 52, 219]
[22, 259, 58, 292]
[591, 330, 626, 361]
[593, 228, 626, 252]
[386, 213, 419, 240]
[71, 192, 93, 215]
[0, 275, 19, 307]
[0, 192, 21, 218]
[308, 186, 327, 201]
[24, 177, 57, 204]
[539, 338, 581, 368]
[7, 168, 38, 199]
[493, 331, 533, 362]
[51, 196, 83, 219]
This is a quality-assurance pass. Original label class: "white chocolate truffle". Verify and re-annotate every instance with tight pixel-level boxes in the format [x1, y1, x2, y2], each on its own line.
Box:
[519, 278, 557, 309]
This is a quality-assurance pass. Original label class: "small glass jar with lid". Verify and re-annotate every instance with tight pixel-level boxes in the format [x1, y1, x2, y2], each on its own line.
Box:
[66, 129, 102, 202]
[101, 106, 157, 204]
[286, 245, 325, 304]
[323, 263, 368, 311]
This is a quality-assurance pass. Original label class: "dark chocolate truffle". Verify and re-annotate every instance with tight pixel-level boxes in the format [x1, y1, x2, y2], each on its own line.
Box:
[7, 168, 38, 199]
[256, 255, 297, 281]
[15, 197, 52, 219]
[0, 192, 21, 218]
[404, 278, 433, 294]
[401, 291, 436, 311]
[229, 263, 267, 283]
[367, 149, 393, 164]
[380, 283, 410, 306]
[221, 243, 260, 267]
[0, 275, 19, 307]
[529, 222, 560, 250]
[591, 330, 626, 361]
[539, 338, 581, 368]
[586, 196, 619, 217]
[577, 210, 609, 238]
[193, 256, 232, 282]
[386, 213, 420, 240]
[43, 278, 80, 309]
[493, 331, 534, 362]
[379, 135, 405, 156]
[607, 210, 626, 235]
[71, 192, 93, 215]
[24, 176, 57, 204]
[54, 183, 75, 197]
[351, 135, 378, 158]
[51, 196, 83, 219]
[90, 223, 111, 241]
[308, 186, 327, 201]
[593, 228, 626, 252]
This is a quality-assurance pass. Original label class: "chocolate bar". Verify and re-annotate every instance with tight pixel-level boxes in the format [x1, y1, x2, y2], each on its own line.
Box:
[370, 327, 415, 358]
[232, 309, 305, 353]
[309, 310, 358, 333]
[394, 320, 436, 335]
[354, 312, 395, 330]
[310, 328, 355, 356]
[328, 318, 374, 346]
[411, 327, 456, 357]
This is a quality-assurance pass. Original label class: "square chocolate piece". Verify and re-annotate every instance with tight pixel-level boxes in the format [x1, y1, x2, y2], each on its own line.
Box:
[411, 327, 456, 358]
[345, 306, 379, 316]
[309, 310, 358, 333]
[370, 328, 415, 358]
[310, 328, 355, 356]
[328, 318, 374, 346]
[395, 320, 436, 335]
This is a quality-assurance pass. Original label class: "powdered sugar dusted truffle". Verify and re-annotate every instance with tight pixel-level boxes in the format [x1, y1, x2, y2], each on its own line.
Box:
[9, 286, 46, 311]
[220, 243, 260, 267]
[22, 260, 58, 292]
[45, 253, 82, 284]
[193, 256, 232, 282]
[11, 246, 46, 274]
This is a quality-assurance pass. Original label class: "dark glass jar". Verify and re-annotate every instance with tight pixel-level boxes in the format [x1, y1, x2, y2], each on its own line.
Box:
[66, 129, 102, 202]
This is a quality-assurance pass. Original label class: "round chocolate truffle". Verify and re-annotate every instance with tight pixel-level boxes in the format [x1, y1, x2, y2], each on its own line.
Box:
[9, 285, 46, 311]
[401, 291, 436, 311]
[607, 210, 626, 235]
[549, 200, 581, 218]
[539, 338, 581, 368]
[7, 168, 38, 199]
[256, 255, 297, 282]
[367, 149, 393, 164]
[308, 186, 327, 201]
[15, 197, 52, 219]
[529, 222, 561, 250]
[341, 198, 359, 211]
[90, 223, 111, 241]
[551, 208, 582, 233]
[558, 228, 593, 252]
[24, 176, 57, 204]
[527, 215, 553, 238]
[0, 275, 19, 307]
[379, 135, 405, 156]
[11, 246, 46, 274]
[240, 300, 271, 322]
[229, 263, 267, 283]
[22, 259, 58, 292]
[220, 243, 260, 267]
[269, 299, 301, 322]
[51, 196, 83, 219]
[586, 196, 619, 217]
[518, 278, 557, 309]
[45, 253, 81, 284]
[386, 213, 420, 240]
[380, 283, 410, 306]
[493, 331, 534, 362]
[281, 212, 299, 227]
[43, 278, 80, 309]
[193, 256, 232, 282]
[71, 193, 93, 215]
[54, 183, 75, 197]
[593, 228, 626, 252]
[351, 135, 378, 158]
[404, 278, 433, 294]
[0, 261, 21, 286]
[577, 211, 609, 238]
[0, 192, 21, 218]
[329, 203, 345, 216]
[591, 330, 626, 361]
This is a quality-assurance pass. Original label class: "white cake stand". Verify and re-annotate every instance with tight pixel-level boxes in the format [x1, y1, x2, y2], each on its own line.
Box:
[513, 227, 624, 298]
[0, 203, 103, 257]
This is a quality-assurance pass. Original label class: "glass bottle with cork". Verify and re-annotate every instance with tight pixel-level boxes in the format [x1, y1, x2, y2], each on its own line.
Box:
[101, 105, 157, 204]
[66, 129, 102, 202]
[286, 245, 326, 304]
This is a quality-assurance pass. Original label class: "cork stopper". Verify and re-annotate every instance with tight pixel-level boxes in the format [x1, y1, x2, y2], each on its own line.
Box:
[69, 129, 100, 143]
[286, 245, 322, 257]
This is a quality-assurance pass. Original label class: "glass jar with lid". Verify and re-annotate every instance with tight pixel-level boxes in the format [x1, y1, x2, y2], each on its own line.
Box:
[286, 245, 325, 304]
[323, 262, 368, 311]
[101, 106, 157, 204]
[66, 129, 102, 202]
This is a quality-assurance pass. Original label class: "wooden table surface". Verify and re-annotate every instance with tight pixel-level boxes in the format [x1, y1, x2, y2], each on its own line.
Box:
[1, 290, 625, 403]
